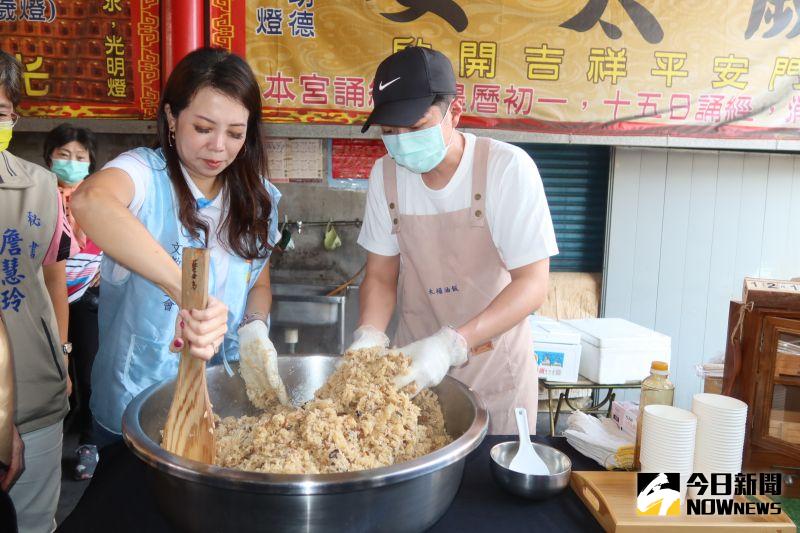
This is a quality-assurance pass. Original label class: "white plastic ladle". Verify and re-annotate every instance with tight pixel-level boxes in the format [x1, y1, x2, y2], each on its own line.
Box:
[508, 407, 551, 475]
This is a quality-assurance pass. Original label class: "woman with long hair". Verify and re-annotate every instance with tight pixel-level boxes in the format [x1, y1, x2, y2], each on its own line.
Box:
[71, 47, 285, 443]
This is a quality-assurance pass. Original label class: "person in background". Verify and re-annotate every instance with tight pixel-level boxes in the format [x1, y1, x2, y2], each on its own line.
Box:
[0, 49, 73, 533]
[352, 47, 557, 434]
[71, 47, 286, 444]
[43, 124, 96, 250]
[43, 124, 102, 480]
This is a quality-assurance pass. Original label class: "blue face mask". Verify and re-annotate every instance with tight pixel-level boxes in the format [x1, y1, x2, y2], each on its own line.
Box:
[381, 106, 454, 174]
[51, 159, 90, 185]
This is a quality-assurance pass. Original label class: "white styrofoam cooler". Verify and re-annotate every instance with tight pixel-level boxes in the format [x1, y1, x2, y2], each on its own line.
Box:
[530, 315, 582, 383]
[563, 318, 671, 384]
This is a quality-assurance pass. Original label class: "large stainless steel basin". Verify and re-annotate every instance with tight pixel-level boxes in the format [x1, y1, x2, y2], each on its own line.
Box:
[271, 284, 344, 326]
[122, 355, 488, 533]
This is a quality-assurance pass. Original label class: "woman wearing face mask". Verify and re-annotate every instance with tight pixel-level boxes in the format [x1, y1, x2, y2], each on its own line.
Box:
[71, 47, 288, 444]
[43, 124, 104, 479]
[44, 124, 96, 249]
[351, 47, 559, 435]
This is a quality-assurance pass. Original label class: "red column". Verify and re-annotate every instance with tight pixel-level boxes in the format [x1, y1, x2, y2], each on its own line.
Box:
[161, 0, 205, 86]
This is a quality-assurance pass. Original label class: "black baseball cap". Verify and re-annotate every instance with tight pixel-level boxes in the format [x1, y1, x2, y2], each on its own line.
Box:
[361, 47, 457, 133]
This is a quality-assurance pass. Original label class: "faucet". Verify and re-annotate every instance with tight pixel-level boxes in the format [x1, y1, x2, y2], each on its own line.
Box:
[284, 328, 299, 354]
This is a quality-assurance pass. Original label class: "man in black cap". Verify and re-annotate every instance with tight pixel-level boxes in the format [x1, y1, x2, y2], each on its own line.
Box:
[350, 47, 559, 434]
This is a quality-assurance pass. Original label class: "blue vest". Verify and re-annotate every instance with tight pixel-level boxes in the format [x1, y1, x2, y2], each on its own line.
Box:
[90, 147, 279, 434]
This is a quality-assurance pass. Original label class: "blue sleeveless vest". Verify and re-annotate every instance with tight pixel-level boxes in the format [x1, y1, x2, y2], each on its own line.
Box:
[90, 147, 279, 433]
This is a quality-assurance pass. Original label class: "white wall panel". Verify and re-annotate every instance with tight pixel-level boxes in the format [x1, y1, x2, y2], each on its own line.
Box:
[786, 159, 800, 278]
[702, 153, 744, 363]
[731, 155, 770, 290]
[653, 152, 692, 368]
[604, 150, 641, 319]
[605, 148, 800, 408]
[760, 155, 796, 279]
[629, 151, 667, 329]
[673, 153, 718, 408]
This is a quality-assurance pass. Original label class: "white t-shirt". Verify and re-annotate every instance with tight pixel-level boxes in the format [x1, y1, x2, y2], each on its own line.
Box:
[102, 151, 231, 299]
[357, 132, 558, 270]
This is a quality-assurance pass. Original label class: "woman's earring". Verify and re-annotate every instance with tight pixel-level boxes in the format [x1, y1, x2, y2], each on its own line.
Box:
[168, 129, 175, 148]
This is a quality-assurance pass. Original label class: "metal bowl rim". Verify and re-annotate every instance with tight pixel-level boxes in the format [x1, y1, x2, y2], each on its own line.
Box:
[488, 441, 573, 477]
[122, 360, 489, 495]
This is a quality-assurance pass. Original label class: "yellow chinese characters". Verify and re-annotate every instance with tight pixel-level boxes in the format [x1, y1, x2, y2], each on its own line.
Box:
[393, 37, 431, 53]
[769, 57, 800, 91]
[460, 41, 497, 79]
[104, 32, 127, 98]
[712, 54, 749, 90]
[102, 0, 122, 13]
[651, 51, 688, 88]
[14, 54, 49, 97]
[525, 44, 564, 82]
[587, 47, 627, 85]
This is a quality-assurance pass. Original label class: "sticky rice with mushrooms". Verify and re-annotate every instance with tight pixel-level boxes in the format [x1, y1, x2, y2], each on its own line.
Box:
[214, 347, 452, 474]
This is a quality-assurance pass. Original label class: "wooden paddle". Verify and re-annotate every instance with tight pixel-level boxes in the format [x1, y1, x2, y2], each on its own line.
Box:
[162, 247, 215, 463]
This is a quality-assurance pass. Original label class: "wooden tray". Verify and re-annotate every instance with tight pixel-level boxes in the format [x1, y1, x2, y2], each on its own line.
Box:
[570, 471, 796, 532]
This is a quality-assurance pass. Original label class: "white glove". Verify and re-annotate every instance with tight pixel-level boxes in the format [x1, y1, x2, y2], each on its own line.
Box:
[394, 327, 468, 395]
[564, 411, 633, 470]
[237, 320, 289, 406]
[347, 325, 390, 352]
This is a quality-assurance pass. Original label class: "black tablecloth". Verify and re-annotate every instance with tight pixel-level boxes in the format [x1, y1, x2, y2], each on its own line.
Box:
[1, 489, 17, 532]
[57, 436, 604, 533]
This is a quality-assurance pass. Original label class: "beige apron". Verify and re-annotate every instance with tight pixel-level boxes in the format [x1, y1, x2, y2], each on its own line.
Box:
[384, 136, 539, 435]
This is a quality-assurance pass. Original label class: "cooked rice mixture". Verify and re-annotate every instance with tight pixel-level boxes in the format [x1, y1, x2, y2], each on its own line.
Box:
[214, 348, 452, 474]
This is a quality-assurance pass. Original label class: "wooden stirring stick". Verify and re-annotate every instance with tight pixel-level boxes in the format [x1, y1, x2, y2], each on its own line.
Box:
[162, 248, 215, 463]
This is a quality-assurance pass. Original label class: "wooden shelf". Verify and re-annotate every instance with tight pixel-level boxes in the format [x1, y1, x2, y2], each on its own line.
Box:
[773, 376, 800, 387]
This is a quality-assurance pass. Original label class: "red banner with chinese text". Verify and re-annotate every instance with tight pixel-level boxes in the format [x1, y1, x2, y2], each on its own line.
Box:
[0, 0, 161, 119]
[331, 139, 386, 180]
[212, 0, 800, 140]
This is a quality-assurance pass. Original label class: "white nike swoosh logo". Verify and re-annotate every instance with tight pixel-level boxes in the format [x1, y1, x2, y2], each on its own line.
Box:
[378, 77, 401, 91]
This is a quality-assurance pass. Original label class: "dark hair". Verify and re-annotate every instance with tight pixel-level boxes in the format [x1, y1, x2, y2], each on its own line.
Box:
[157, 47, 271, 260]
[0, 49, 22, 107]
[432, 94, 455, 116]
[43, 124, 98, 172]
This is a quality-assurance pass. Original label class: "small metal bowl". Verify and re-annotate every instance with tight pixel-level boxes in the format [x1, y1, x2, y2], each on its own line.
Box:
[489, 441, 572, 499]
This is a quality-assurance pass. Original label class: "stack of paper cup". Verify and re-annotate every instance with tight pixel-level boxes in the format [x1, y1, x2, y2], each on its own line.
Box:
[692, 393, 748, 478]
[639, 405, 698, 500]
